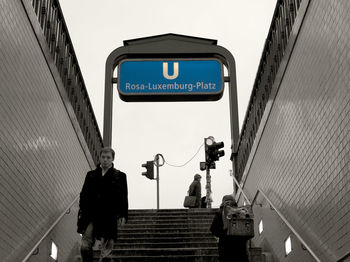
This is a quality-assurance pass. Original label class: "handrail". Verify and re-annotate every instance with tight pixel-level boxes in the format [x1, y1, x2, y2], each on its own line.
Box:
[22, 195, 80, 262]
[252, 189, 322, 262]
[338, 251, 350, 262]
[231, 172, 251, 205]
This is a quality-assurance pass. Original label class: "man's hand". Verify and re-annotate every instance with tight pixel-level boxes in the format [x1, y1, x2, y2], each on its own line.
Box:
[118, 217, 126, 227]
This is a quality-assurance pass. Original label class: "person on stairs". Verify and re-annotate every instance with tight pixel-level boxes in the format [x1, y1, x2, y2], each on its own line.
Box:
[188, 174, 202, 208]
[210, 195, 249, 262]
[77, 147, 128, 262]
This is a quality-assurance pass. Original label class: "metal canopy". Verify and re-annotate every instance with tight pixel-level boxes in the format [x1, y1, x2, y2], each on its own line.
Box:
[123, 33, 218, 46]
[103, 33, 239, 169]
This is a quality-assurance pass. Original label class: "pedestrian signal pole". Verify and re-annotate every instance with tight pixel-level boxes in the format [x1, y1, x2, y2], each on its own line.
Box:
[155, 155, 160, 209]
[142, 154, 164, 210]
[154, 154, 164, 210]
[203, 136, 225, 208]
[206, 162, 212, 208]
[204, 137, 214, 208]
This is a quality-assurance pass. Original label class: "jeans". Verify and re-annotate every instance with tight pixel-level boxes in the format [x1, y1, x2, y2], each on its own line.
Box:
[80, 222, 114, 262]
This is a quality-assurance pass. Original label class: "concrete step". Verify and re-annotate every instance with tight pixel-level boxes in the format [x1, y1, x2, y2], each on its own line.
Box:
[127, 215, 216, 221]
[116, 236, 217, 244]
[128, 210, 216, 214]
[249, 247, 263, 262]
[119, 226, 211, 234]
[127, 209, 217, 217]
[74, 255, 219, 262]
[127, 217, 214, 224]
[121, 222, 213, 229]
[117, 231, 214, 238]
[94, 247, 218, 257]
[128, 208, 218, 214]
[262, 251, 273, 262]
[113, 241, 218, 249]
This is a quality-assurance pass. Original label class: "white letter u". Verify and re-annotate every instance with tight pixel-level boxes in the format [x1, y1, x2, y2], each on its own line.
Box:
[163, 62, 179, 80]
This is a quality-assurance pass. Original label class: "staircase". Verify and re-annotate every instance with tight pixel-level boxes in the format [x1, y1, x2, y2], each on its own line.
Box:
[108, 208, 218, 262]
[75, 208, 265, 261]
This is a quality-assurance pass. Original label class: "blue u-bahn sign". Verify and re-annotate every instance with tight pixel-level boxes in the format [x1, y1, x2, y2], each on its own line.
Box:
[117, 59, 224, 102]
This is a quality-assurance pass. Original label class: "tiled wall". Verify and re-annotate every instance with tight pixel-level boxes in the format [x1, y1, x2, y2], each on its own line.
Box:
[0, 1, 92, 261]
[244, 0, 349, 261]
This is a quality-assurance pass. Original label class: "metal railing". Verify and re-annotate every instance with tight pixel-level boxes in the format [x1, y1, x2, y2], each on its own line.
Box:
[27, 0, 103, 164]
[338, 251, 350, 262]
[231, 175, 322, 261]
[235, 0, 303, 180]
[231, 172, 251, 205]
[22, 195, 80, 262]
[251, 189, 322, 261]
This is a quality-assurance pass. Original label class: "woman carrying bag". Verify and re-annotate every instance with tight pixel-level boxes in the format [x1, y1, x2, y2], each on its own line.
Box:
[184, 174, 202, 208]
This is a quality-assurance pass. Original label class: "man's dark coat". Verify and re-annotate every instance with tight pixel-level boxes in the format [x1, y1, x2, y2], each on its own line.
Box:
[77, 165, 128, 239]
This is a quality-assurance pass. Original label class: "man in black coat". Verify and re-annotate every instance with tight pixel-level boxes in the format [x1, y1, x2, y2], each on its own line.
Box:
[78, 147, 128, 262]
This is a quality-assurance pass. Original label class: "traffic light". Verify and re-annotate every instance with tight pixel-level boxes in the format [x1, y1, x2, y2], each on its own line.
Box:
[207, 141, 225, 163]
[204, 137, 214, 164]
[142, 161, 154, 179]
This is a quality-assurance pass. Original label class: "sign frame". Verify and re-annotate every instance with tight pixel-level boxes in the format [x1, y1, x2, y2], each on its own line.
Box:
[103, 34, 239, 175]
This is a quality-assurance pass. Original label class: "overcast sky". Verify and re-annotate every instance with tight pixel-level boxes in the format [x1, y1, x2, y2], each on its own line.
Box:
[59, 0, 277, 209]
